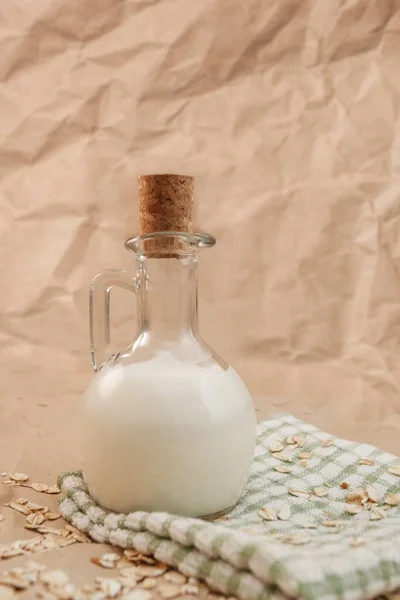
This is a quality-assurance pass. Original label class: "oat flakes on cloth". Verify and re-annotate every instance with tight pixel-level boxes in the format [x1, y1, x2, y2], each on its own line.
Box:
[58, 415, 400, 600]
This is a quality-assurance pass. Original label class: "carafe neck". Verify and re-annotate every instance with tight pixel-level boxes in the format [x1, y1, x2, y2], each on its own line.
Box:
[136, 255, 198, 341]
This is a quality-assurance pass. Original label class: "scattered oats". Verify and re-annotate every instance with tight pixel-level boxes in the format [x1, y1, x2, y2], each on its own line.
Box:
[124, 550, 141, 562]
[58, 537, 78, 550]
[268, 442, 284, 453]
[321, 520, 344, 528]
[158, 583, 181, 598]
[285, 533, 311, 545]
[45, 513, 61, 521]
[274, 465, 292, 474]
[258, 507, 277, 521]
[36, 536, 59, 552]
[30, 483, 49, 493]
[286, 436, 297, 445]
[65, 524, 80, 534]
[313, 487, 328, 497]
[345, 503, 364, 515]
[102, 552, 120, 562]
[274, 452, 292, 463]
[36, 526, 63, 536]
[164, 572, 187, 585]
[61, 529, 71, 538]
[92, 553, 120, 569]
[188, 578, 198, 586]
[277, 503, 291, 521]
[0, 473, 7, 477]
[324, 511, 338, 518]
[340, 482, 349, 490]
[9, 473, 29, 483]
[298, 452, 312, 460]
[366, 485, 380, 503]
[0, 587, 16, 600]
[141, 578, 157, 589]
[40, 570, 69, 587]
[138, 555, 157, 566]
[322, 509, 334, 519]
[118, 568, 138, 588]
[359, 458, 374, 466]
[45, 485, 60, 495]
[293, 434, 306, 448]
[299, 459, 308, 467]
[385, 494, 400, 506]
[26, 513, 46, 527]
[123, 591, 152, 600]
[22, 561, 46, 578]
[0, 547, 24, 560]
[1, 481, 17, 487]
[370, 507, 387, 520]
[64, 533, 85, 545]
[7, 502, 30, 516]
[134, 565, 167, 578]
[95, 577, 122, 598]
[0, 575, 28, 590]
[289, 489, 311, 499]
[52, 583, 76, 599]
[346, 489, 367, 504]
[181, 584, 199, 595]
[119, 566, 138, 578]
[116, 558, 132, 570]
[14, 498, 28, 505]
[350, 536, 366, 548]
[21, 537, 45, 551]
[0, 515, 3, 523]
[11, 568, 37, 585]
[388, 465, 400, 477]
[321, 439, 334, 447]
[26, 502, 47, 513]
[121, 551, 157, 565]
[64, 525, 89, 543]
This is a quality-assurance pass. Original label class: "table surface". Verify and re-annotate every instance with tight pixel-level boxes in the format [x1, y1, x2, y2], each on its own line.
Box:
[1, 358, 399, 599]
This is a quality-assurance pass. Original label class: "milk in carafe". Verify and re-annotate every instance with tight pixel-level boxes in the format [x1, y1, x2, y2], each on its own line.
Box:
[83, 351, 256, 516]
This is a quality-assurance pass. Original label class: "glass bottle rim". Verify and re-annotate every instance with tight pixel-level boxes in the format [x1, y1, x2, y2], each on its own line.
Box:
[125, 231, 216, 255]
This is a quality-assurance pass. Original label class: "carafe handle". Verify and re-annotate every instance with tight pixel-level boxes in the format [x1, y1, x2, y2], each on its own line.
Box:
[89, 270, 137, 372]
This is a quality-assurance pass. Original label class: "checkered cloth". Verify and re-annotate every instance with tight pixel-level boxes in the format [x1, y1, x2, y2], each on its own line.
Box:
[58, 415, 400, 600]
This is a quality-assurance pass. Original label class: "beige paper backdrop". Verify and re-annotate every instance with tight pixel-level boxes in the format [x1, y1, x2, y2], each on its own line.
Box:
[1, 0, 400, 489]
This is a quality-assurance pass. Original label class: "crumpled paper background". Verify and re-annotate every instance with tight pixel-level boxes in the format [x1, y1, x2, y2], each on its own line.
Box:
[1, 0, 400, 574]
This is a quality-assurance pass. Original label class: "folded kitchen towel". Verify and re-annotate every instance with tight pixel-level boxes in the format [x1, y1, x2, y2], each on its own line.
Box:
[58, 414, 400, 600]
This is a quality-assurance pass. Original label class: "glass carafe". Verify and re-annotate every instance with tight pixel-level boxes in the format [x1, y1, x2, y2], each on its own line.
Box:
[83, 232, 256, 518]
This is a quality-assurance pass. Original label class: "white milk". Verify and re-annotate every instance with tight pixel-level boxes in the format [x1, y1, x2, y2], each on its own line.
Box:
[83, 352, 256, 516]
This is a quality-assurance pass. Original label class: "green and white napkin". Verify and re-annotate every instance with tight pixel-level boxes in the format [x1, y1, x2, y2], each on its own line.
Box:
[58, 414, 400, 600]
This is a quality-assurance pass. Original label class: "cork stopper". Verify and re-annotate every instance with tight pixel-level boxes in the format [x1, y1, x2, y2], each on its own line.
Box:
[138, 174, 194, 235]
